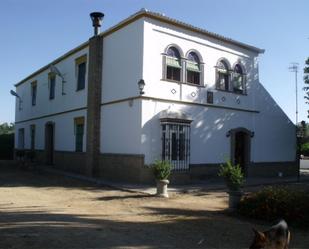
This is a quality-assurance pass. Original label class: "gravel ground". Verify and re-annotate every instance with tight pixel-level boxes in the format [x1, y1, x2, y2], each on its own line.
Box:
[0, 165, 308, 249]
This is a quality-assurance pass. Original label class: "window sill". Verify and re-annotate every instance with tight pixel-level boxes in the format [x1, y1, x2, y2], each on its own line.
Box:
[161, 79, 205, 88]
[215, 88, 247, 96]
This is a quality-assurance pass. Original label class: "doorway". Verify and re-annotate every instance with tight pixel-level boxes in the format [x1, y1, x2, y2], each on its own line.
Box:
[230, 128, 251, 176]
[45, 122, 54, 165]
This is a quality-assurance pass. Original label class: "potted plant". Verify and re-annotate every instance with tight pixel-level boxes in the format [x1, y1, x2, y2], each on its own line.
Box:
[153, 160, 172, 198]
[218, 160, 245, 209]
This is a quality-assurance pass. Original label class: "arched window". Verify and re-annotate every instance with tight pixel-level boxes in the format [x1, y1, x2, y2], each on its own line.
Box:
[216, 59, 230, 91]
[233, 64, 245, 94]
[164, 46, 182, 81]
[186, 52, 201, 85]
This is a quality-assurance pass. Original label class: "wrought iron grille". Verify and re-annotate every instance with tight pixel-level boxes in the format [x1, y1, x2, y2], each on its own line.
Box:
[161, 122, 190, 171]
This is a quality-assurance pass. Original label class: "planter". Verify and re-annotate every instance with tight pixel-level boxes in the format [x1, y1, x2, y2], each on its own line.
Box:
[228, 190, 243, 210]
[156, 179, 169, 198]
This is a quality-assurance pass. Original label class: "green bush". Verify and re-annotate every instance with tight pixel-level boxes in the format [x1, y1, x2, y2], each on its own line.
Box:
[153, 160, 172, 180]
[301, 142, 309, 156]
[218, 160, 244, 191]
[238, 186, 309, 228]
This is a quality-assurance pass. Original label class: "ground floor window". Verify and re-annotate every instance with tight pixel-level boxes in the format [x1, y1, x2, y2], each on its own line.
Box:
[74, 117, 84, 152]
[30, 125, 35, 150]
[161, 123, 190, 171]
[18, 128, 25, 149]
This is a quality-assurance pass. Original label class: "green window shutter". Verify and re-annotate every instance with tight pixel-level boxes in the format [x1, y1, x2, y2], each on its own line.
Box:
[75, 124, 84, 152]
[166, 57, 181, 68]
[186, 61, 200, 72]
[77, 62, 86, 90]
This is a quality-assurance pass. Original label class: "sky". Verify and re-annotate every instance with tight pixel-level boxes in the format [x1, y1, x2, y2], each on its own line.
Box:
[0, 0, 308, 124]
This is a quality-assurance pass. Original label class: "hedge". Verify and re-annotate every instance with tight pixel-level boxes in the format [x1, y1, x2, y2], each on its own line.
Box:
[0, 133, 14, 160]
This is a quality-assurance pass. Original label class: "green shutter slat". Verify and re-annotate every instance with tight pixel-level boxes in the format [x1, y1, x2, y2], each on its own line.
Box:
[186, 61, 200, 72]
[166, 57, 181, 68]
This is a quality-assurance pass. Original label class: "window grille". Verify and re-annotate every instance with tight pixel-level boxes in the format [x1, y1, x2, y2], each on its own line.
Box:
[161, 122, 190, 171]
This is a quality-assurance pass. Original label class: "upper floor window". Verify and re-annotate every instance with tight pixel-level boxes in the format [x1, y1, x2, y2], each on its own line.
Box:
[233, 64, 246, 94]
[31, 81, 37, 106]
[49, 74, 56, 100]
[75, 55, 87, 91]
[216, 59, 230, 91]
[186, 52, 202, 85]
[164, 46, 182, 82]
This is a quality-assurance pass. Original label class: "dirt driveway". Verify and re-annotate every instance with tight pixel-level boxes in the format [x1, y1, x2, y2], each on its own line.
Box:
[0, 165, 308, 249]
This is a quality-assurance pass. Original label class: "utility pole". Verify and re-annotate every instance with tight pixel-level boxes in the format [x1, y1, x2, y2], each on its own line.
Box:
[289, 62, 299, 125]
[289, 62, 300, 182]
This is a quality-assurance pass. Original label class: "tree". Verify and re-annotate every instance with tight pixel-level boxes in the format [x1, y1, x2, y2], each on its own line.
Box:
[303, 57, 309, 117]
[0, 123, 14, 135]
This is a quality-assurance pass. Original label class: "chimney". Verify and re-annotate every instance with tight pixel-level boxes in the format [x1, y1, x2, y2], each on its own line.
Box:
[86, 12, 104, 177]
[90, 12, 104, 36]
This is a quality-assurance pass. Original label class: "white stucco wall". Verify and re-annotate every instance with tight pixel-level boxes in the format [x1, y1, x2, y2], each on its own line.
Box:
[14, 109, 87, 152]
[101, 100, 142, 154]
[101, 19, 144, 103]
[141, 99, 257, 165]
[140, 17, 295, 165]
[15, 47, 89, 123]
[252, 83, 296, 162]
[142, 18, 258, 111]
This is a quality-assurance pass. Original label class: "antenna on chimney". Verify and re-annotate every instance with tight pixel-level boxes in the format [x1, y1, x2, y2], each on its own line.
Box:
[90, 12, 104, 36]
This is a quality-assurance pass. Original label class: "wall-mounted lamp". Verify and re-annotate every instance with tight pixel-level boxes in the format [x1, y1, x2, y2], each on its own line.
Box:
[90, 12, 104, 36]
[138, 79, 145, 95]
[10, 90, 22, 110]
[49, 65, 66, 95]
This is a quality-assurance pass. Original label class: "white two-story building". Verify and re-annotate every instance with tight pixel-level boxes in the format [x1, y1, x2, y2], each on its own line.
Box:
[14, 9, 296, 183]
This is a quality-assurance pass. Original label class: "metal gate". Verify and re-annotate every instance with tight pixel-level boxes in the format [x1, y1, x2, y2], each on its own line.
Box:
[161, 123, 190, 171]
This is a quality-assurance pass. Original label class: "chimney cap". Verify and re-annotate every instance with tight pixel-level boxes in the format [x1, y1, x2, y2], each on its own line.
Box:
[90, 12, 104, 26]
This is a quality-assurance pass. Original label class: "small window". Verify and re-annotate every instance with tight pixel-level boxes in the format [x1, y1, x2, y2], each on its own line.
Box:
[49, 74, 56, 100]
[74, 117, 84, 152]
[216, 60, 230, 91]
[76, 55, 87, 91]
[164, 47, 182, 81]
[18, 128, 25, 149]
[186, 52, 201, 85]
[31, 81, 37, 106]
[233, 64, 245, 94]
[30, 125, 35, 150]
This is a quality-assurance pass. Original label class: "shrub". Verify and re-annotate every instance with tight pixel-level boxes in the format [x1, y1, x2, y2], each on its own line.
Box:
[218, 160, 244, 191]
[238, 186, 309, 228]
[0, 133, 14, 160]
[301, 142, 309, 156]
[153, 160, 172, 180]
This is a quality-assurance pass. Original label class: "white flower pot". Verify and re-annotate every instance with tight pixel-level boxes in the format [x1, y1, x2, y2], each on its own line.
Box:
[156, 179, 169, 198]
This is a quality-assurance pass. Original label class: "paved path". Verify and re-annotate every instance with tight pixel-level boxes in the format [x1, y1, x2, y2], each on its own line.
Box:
[40, 165, 309, 195]
[300, 159, 309, 169]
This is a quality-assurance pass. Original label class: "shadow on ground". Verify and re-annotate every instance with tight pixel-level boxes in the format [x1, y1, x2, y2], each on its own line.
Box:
[0, 206, 251, 249]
